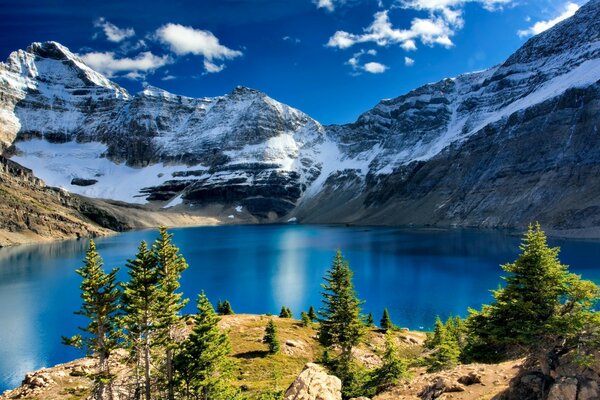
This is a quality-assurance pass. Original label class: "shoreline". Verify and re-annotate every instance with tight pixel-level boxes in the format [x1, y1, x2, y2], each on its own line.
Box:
[3, 217, 600, 249]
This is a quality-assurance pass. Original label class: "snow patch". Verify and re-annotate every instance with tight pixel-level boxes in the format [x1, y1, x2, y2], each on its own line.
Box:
[11, 139, 196, 203]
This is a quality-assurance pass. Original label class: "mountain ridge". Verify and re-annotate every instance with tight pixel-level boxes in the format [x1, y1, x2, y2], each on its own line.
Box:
[1, 0, 600, 234]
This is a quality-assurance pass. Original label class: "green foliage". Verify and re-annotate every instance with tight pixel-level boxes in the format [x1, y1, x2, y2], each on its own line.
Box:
[307, 305, 317, 322]
[424, 316, 445, 350]
[174, 292, 237, 400]
[380, 308, 394, 331]
[331, 357, 371, 399]
[318, 250, 365, 397]
[466, 223, 600, 366]
[422, 315, 461, 372]
[257, 390, 285, 400]
[217, 300, 234, 316]
[371, 330, 408, 393]
[446, 315, 466, 350]
[279, 306, 292, 319]
[121, 241, 161, 400]
[318, 250, 365, 356]
[300, 311, 311, 327]
[152, 227, 189, 399]
[263, 319, 280, 354]
[365, 313, 375, 328]
[425, 336, 461, 372]
[63, 240, 121, 399]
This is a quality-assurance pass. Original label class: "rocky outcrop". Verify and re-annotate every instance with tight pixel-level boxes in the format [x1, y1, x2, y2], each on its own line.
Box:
[500, 351, 600, 400]
[0, 155, 111, 246]
[284, 363, 342, 400]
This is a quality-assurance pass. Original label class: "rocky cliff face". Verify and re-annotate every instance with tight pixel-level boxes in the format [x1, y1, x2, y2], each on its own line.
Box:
[294, 0, 600, 232]
[1, 0, 600, 230]
[0, 155, 112, 246]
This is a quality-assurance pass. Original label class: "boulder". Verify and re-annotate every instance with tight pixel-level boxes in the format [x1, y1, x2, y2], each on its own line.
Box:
[285, 363, 342, 400]
[419, 377, 464, 400]
[578, 379, 600, 400]
[457, 372, 482, 386]
[547, 377, 578, 400]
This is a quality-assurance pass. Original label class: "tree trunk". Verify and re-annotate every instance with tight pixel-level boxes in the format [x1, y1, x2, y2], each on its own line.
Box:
[167, 347, 174, 400]
[144, 334, 151, 400]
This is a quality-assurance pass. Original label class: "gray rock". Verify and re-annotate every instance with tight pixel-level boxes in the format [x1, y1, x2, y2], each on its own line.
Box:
[284, 363, 341, 400]
[578, 379, 600, 400]
[547, 377, 578, 400]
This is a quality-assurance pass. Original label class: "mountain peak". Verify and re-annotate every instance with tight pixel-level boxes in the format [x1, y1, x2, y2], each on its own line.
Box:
[26, 41, 78, 62]
[4, 41, 129, 96]
[230, 86, 264, 97]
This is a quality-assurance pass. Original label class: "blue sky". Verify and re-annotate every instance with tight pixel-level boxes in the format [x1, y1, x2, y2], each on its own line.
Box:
[0, 0, 585, 124]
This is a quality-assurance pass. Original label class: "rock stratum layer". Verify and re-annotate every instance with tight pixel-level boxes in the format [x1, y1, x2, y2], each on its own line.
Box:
[1, 0, 600, 234]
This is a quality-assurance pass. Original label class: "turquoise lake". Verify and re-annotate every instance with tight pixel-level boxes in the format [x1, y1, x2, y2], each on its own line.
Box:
[1, 224, 600, 391]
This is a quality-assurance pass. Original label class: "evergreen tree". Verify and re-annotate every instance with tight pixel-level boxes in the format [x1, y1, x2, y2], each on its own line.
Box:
[300, 311, 311, 327]
[63, 241, 121, 400]
[425, 334, 461, 372]
[372, 330, 407, 392]
[263, 319, 280, 354]
[365, 313, 375, 328]
[380, 308, 393, 331]
[424, 316, 445, 349]
[174, 292, 236, 400]
[279, 306, 292, 318]
[121, 241, 160, 400]
[445, 316, 466, 350]
[153, 227, 189, 400]
[318, 250, 365, 391]
[308, 305, 317, 322]
[466, 223, 600, 371]
[217, 300, 234, 315]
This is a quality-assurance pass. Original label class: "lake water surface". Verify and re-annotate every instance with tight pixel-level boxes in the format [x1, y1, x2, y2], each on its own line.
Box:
[1, 224, 600, 392]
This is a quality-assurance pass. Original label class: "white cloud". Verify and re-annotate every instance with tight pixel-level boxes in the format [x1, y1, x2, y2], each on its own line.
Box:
[404, 56, 415, 66]
[156, 23, 242, 73]
[400, 0, 513, 12]
[346, 49, 388, 74]
[94, 18, 135, 43]
[364, 61, 388, 73]
[327, 10, 455, 50]
[203, 59, 225, 73]
[80, 51, 170, 78]
[283, 36, 301, 43]
[326, 0, 515, 58]
[517, 2, 579, 38]
[314, 0, 338, 11]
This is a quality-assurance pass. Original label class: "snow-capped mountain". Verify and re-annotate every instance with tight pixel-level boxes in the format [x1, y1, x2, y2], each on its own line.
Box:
[1, 0, 600, 230]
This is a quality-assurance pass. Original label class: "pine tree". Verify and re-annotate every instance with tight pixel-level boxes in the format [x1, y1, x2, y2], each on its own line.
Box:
[372, 330, 407, 392]
[153, 227, 189, 400]
[380, 308, 393, 331]
[318, 249, 365, 390]
[467, 223, 600, 370]
[279, 306, 292, 318]
[365, 313, 375, 328]
[300, 311, 311, 327]
[308, 305, 317, 322]
[426, 334, 461, 372]
[121, 241, 160, 400]
[263, 319, 280, 354]
[424, 316, 445, 349]
[445, 316, 466, 350]
[217, 300, 234, 316]
[63, 241, 121, 400]
[174, 292, 235, 400]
